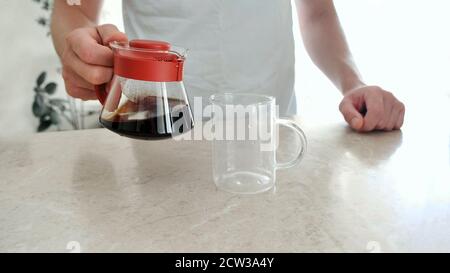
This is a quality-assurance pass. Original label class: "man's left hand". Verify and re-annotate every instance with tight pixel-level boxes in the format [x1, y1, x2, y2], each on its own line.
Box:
[339, 85, 405, 132]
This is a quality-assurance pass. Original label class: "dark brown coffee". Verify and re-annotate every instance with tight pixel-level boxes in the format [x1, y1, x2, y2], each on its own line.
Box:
[100, 96, 193, 140]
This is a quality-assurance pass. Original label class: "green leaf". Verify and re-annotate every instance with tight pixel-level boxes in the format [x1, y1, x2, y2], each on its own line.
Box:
[37, 115, 52, 132]
[32, 101, 41, 117]
[49, 98, 68, 104]
[40, 114, 51, 122]
[37, 71, 47, 87]
[50, 109, 60, 125]
[37, 121, 52, 132]
[32, 94, 50, 117]
[49, 98, 68, 111]
[44, 82, 57, 95]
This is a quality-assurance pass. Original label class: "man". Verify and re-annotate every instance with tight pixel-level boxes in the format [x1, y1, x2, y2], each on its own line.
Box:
[51, 0, 405, 132]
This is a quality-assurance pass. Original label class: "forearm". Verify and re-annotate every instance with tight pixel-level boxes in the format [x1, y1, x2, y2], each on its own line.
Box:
[51, 0, 103, 57]
[295, 0, 364, 94]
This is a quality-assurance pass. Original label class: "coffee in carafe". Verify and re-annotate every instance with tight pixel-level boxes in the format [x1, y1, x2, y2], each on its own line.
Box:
[100, 96, 192, 140]
[95, 40, 194, 140]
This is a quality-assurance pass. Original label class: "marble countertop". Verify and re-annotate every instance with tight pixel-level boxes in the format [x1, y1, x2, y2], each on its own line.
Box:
[1, 109, 449, 252]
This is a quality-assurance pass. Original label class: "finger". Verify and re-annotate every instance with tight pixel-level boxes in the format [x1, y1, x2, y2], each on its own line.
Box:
[376, 97, 393, 130]
[394, 103, 406, 129]
[385, 110, 398, 131]
[385, 102, 401, 131]
[64, 49, 113, 85]
[96, 24, 128, 46]
[339, 99, 364, 130]
[62, 66, 94, 90]
[65, 82, 98, 101]
[69, 33, 115, 66]
[361, 91, 384, 132]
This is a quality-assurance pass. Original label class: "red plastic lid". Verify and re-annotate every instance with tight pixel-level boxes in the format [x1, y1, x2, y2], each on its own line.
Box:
[129, 40, 171, 51]
[112, 40, 184, 82]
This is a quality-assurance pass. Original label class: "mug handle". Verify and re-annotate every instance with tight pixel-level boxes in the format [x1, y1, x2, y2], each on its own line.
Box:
[95, 84, 108, 106]
[275, 119, 307, 169]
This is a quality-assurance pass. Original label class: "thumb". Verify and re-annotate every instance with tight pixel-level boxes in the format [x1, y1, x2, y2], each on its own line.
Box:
[339, 99, 364, 130]
[96, 24, 128, 46]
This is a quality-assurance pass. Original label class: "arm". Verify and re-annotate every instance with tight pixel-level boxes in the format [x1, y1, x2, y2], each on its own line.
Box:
[50, 0, 127, 100]
[51, 0, 103, 57]
[296, 0, 363, 94]
[295, 0, 405, 132]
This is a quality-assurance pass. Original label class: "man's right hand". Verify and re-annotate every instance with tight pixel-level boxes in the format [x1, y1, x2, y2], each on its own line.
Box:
[61, 24, 127, 100]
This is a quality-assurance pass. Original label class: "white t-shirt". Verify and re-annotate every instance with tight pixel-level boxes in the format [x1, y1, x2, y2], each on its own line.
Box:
[122, 0, 296, 116]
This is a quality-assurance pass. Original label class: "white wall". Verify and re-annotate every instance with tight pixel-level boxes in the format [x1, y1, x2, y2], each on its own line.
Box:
[293, 0, 450, 124]
[0, 0, 61, 136]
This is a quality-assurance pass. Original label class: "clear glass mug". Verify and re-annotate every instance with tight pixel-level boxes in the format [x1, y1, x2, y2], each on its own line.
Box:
[210, 93, 307, 194]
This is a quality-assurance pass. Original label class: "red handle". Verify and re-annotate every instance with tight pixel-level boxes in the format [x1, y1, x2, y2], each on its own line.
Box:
[95, 84, 108, 106]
